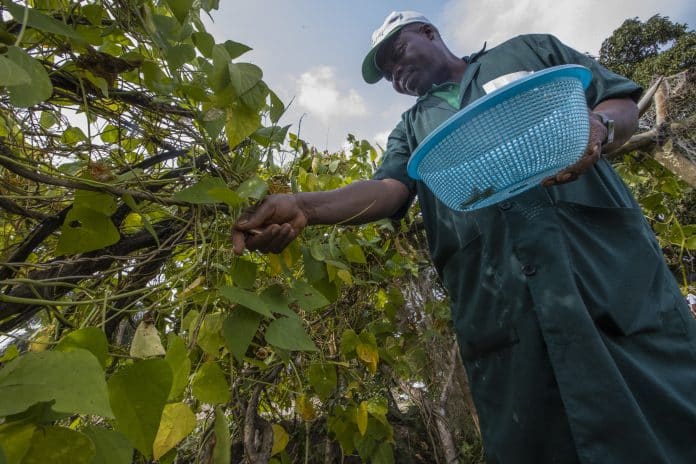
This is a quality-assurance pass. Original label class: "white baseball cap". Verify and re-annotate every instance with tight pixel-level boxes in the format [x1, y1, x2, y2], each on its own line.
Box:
[361, 11, 432, 84]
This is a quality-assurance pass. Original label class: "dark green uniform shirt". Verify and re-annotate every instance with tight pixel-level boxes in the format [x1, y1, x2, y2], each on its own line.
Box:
[374, 34, 696, 463]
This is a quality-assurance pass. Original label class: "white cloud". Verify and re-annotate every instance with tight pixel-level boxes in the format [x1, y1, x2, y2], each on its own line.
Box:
[439, 0, 689, 57]
[296, 66, 367, 122]
[373, 130, 391, 151]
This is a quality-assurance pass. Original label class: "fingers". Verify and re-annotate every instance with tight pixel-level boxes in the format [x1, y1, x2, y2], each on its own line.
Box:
[541, 142, 602, 187]
[234, 200, 274, 232]
[244, 223, 297, 254]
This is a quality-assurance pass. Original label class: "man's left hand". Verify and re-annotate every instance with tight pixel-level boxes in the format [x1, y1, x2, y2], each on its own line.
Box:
[541, 111, 607, 187]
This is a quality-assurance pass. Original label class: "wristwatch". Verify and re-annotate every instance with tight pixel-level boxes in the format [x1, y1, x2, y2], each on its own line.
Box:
[594, 112, 615, 146]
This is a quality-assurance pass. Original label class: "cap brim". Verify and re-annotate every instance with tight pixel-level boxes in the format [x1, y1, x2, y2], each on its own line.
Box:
[361, 47, 383, 84]
[361, 27, 402, 84]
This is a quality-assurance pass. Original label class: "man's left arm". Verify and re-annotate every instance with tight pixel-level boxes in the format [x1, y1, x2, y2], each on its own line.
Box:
[542, 97, 638, 186]
[533, 34, 641, 186]
[591, 97, 639, 153]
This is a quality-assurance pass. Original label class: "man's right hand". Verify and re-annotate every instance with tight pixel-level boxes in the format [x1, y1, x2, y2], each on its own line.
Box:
[232, 194, 309, 255]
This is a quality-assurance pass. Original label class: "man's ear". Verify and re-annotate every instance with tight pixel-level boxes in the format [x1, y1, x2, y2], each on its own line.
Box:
[420, 23, 437, 40]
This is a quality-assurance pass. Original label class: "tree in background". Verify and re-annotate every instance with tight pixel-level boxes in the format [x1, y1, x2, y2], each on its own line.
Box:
[599, 14, 696, 87]
[600, 15, 696, 287]
[0, 3, 693, 464]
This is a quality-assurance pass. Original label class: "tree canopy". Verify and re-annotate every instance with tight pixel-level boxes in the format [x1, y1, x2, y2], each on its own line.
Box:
[0, 3, 694, 464]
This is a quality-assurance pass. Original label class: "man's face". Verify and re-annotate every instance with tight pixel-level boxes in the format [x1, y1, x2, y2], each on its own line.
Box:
[376, 24, 445, 96]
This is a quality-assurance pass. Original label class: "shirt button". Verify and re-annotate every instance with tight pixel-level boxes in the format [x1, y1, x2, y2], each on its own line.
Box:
[522, 264, 536, 276]
[499, 201, 513, 210]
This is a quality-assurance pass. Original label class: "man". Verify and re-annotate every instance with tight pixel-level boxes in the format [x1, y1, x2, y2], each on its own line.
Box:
[233, 11, 696, 463]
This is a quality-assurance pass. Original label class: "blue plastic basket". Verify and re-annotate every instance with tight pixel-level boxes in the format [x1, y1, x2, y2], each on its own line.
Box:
[407, 64, 593, 211]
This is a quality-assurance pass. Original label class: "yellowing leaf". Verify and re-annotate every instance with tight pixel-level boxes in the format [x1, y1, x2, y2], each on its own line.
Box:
[0, 422, 36, 464]
[21, 426, 95, 464]
[296, 395, 316, 421]
[270, 424, 289, 456]
[356, 343, 379, 373]
[191, 362, 229, 404]
[129, 321, 166, 358]
[356, 401, 368, 436]
[153, 403, 196, 459]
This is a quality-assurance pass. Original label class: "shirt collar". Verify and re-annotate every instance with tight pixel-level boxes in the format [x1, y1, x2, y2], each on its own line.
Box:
[417, 42, 488, 101]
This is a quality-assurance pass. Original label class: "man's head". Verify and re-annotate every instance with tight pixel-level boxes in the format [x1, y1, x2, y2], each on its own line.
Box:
[361, 11, 463, 97]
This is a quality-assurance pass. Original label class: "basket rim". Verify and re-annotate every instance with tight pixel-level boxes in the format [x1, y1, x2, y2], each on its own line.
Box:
[406, 64, 592, 180]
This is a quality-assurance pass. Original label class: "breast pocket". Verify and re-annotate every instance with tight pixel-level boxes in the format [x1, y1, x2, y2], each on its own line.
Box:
[556, 201, 669, 336]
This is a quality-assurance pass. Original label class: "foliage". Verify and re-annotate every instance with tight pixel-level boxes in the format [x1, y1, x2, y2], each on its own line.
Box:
[599, 14, 696, 87]
[0, 1, 479, 462]
[600, 15, 696, 288]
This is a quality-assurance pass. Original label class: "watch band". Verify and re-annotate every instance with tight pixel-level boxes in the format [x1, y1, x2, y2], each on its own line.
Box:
[595, 112, 615, 146]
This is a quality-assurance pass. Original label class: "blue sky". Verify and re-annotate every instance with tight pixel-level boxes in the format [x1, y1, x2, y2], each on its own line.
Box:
[204, 0, 695, 152]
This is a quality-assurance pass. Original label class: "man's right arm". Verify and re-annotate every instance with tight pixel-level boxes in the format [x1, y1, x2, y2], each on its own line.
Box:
[232, 178, 410, 254]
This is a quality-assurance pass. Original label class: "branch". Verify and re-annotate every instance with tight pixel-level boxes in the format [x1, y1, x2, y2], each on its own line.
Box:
[0, 218, 184, 331]
[637, 77, 663, 116]
[0, 196, 49, 220]
[0, 149, 188, 206]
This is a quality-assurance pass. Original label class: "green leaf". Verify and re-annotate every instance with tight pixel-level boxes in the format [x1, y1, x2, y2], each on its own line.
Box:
[222, 39, 252, 60]
[75, 190, 118, 216]
[165, 334, 190, 400]
[268, 90, 285, 124]
[191, 362, 229, 404]
[208, 186, 243, 208]
[166, 44, 196, 69]
[230, 259, 257, 289]
[685, 235, 696, 250]
[39, 111, 58, 129]
[197, 313, 225, 356]
[0, 345, 19, 363]
[56, 207, 120, 255]
[225, 103, 261, 148]
[366, 398, 390, 427]
[0, 55, 30, 86]
[173, 176, 232, 204]
[82, 427, 132, 464]
[250, 125, 290, 147]
[222, 307, 262, 362]
[100, 124, 120, 144]
[165, 0, 194, 24]
[340, 329, 359, 357]
[55, 327, 109, 369]
[5, 46, 53, 107]
[153, 403, 196, 460]
[4, 2, 82, 40]
[372, 442, 395, 464]
[235, 175, 268, 201]
[228, 62, 262, 96]
[0, 422, 36, 464]
[289, 281, 330, 311]
[61, 127, 87, 146]
[107, 359, 172, 458]
[308, 363, 337, 402]
[260, 285, 298, 319]
[21, 426, 95, 464]
[356, 401, 368, 436]
[219, 285, 272, 318]
[339, 239, 367, 264]
[270, 424, 289, 456]
[82, 4, 104, 26]
[192, 31, 215, 58]
[265, 318, 318, 352]
[0, 350, 113, 418]
[129, 320, 166, 358]
[213, 407, 230, 464]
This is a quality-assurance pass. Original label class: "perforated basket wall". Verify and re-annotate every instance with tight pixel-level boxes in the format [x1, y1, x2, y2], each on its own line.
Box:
[410, 70, 590, 211]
